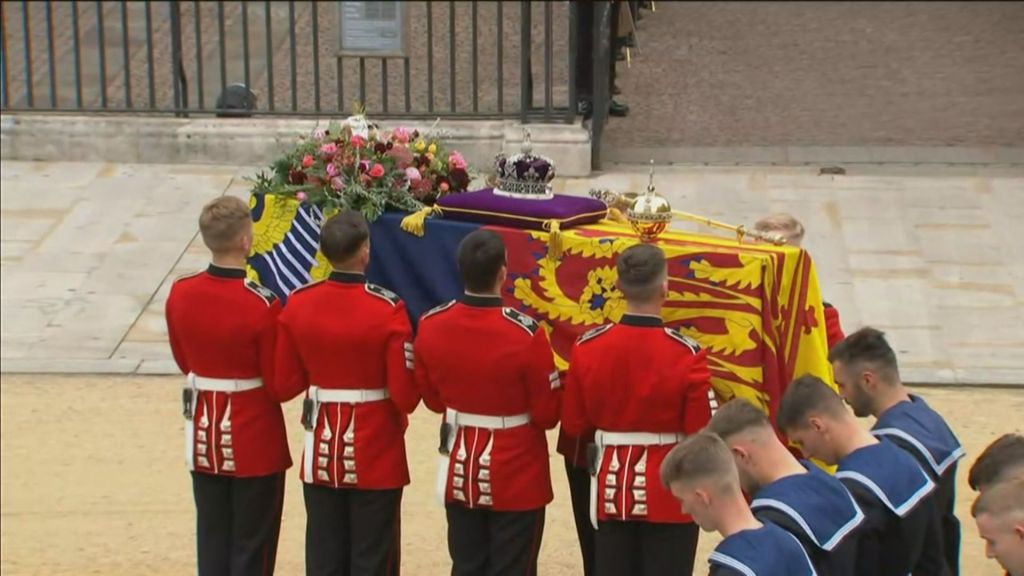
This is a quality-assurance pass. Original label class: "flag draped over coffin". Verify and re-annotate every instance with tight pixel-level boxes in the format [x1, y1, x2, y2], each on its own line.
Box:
[248, 194, 832, 420]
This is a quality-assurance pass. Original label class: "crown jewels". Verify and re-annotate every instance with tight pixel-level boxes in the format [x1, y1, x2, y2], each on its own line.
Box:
[493, 129, 555, 200]
[626, 161, 673, 242]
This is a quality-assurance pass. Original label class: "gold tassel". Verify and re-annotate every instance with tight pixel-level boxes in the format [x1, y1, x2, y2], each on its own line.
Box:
[543, 220, 563, 261]
[606, 207, 631, 225]
[400, 205, 441, 237]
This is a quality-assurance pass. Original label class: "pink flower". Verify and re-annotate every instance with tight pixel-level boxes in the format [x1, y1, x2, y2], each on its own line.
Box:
[330, 176, 345, 191]
[392, 127, 412, 144]
[302, 155, 314, 168]
[448, 151, 467, 170]
[296, 191, 308, 201]
[369, 163, 385, 178]
[350, 135, 367, 148]
[326, 162, 339, 177]
[405, 167, 422, 182]
[320, 143, 337, 155]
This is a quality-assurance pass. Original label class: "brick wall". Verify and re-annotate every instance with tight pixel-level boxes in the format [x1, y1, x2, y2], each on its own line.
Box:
[604, 1, 1024, 149]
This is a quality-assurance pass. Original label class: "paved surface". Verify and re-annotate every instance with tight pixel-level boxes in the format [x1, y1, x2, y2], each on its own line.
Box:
[2, 160, 1023, 385]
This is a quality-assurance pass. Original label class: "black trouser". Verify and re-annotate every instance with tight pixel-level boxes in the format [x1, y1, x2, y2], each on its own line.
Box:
[446, 504, 545, 576]
[573, 0, 617, 101]
[595, 520, 699, 576]
[303, 483, 402, 576]
[565, 459, 596, 576]
[192, 471, 286, 576]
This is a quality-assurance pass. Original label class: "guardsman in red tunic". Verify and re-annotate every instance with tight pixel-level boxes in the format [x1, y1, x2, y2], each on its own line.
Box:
[165, 196, 291, 576]
[754, 213, 845, 349]
[557, 398, 597, 575]
[272, 211, 420, 576]
[414, 230, 561, 576]
[562, 244, 716, 576]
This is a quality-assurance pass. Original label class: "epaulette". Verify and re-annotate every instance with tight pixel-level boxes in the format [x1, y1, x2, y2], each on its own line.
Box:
[173, 269, 203, 284]
[365, 283, 401, 306]
[576, 324, 612, 345]
[289, 279, 325, 297]
[244, 279, 278, 306]
[421, 299, 456, 321]
[664, 327, 701, 354]
[502, 307, 540, 335]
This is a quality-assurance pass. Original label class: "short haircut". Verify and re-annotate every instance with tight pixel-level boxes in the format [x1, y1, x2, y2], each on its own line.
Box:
[706, 398, 772, 441]
[971, 477, 1024, 519]
[969, 434, 1024, 491]
[319, 210, 370, 264]
[457, 230, 507, 293]
[661, 431, 739, 492]
[777, 374, 848, 432]
[616, 244, 667, 303]
[754, 213, 805, 246]
[828, 326, 900, 381]
[199, 196, 252, 253]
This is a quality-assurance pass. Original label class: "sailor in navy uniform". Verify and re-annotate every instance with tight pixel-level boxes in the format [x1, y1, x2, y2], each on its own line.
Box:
[750, 463, 864, 576]
[830, 327, 964, 575]
[779, 375, 949, 576]
[839, 440, 949, 575]
[706, 398, 864, 576]
[871, 395, 963, 573]
[709, 522, 817, 576]
[661, 432, 817, 576]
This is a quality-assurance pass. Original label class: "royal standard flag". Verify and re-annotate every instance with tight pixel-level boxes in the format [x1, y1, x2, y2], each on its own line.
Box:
[248, 194, 832, 421]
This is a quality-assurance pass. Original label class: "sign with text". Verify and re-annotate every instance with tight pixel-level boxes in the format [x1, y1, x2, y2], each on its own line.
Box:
[337, 1, 408, 58]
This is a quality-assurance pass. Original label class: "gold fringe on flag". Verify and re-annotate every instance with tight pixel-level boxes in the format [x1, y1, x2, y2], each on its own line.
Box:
[542, 219, 563, 261]
[400, 205, 443, 237]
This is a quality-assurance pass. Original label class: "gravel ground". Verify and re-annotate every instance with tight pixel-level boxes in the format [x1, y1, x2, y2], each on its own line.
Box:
[1, 374, 1021, 575]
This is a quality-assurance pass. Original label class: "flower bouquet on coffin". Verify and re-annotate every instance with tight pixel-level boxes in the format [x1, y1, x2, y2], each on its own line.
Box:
[250, 112, 473, 222]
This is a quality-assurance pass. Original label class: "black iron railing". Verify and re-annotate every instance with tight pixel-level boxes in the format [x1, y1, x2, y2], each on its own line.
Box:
[0, 0, 582, 124]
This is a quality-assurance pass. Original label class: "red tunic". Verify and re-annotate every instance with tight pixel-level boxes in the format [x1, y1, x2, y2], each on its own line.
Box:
[824, 302, 845, 350]
[561, 313, 715, 524]
[272, 271, 420, 490]
[414, 295, 561, 511]
[165, 264, 292, 477]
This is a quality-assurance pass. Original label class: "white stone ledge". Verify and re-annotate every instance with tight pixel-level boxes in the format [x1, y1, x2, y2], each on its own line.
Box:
[0, 114, 593, 177]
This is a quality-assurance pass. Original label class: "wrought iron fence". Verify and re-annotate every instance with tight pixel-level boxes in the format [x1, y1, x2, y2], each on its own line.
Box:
[0, 0, 580, 124]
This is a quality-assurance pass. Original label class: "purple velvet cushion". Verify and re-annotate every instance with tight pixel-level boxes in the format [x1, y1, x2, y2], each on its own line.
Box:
[437, 188, 608, 230]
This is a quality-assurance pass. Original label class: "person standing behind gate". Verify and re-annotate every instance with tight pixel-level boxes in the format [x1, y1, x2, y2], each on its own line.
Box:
[165, 195, 291, 576]
[414, 229, 562, 576]
[272, 211, 420, 576]
[561, 244, 716, 576]
[830, 326, 965, 576]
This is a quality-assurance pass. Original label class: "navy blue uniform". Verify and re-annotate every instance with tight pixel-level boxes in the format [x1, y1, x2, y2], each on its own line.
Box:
[750, 462, 864, 576]
[872, 395, 964, 576]
[837, 440, 949, 576]
[709, 521, 817, 576]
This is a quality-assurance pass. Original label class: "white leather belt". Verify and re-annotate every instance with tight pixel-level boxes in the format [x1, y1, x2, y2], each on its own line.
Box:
[595, 431, 684, 447]
[589, 429, 685, 529]
[434, 409, 531, 506]
[445, 408, 531, 430]
[183, 374, 263, 471]
[190, 374, 263, 393]
[312, 386, 390, 403]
